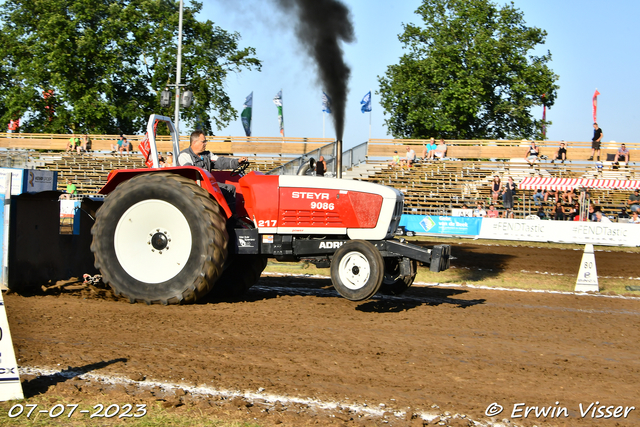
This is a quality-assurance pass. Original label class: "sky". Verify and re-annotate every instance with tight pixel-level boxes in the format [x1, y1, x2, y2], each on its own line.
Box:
[198, 0, 640, 149]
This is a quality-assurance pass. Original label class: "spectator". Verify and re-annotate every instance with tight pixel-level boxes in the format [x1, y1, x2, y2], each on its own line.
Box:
[158, 154, 166, 167]
[631, 211, 640, 224]
[587, 204, 597, 221]
[111, 138, 122, 153]
[486, 204, 500, 218]
[614, 143, 630, 166]
[119, 137, 131, 155]
[627, 189, 640, 213]
[552, 201, 565, 220]
[62, 179, 77, 200]
[536, 206, 547, 220]
[433, 138, 447, 160]
[533, 189, 544, 206]
[551, 142, 567, 163]
[589, 122, 603, 161]
[491, 176, 501, 204]
[524, 140, 539, 167]
[567, 203, 580, 221]
[389, 150, 400, 167]
[595, 210, 612, 223]
[165, 153, 174, 167]
[79, 134, 91, 153]
[421, 138, 437, 161]
[316, 155, 327, 176]
[502, 176, 516, 211]
[561, 189, 575, 204]
[66, 134, 81, 153]
[618, 207, 629, 220]
[473, 202, 487, 217]
[401, 146, 416, 168]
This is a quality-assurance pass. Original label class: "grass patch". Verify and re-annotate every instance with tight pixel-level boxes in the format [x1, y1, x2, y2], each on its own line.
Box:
[0, 397, 259, 427]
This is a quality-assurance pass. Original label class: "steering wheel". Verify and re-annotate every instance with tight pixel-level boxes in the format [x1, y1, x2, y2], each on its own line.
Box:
[230, 160, 250, 177]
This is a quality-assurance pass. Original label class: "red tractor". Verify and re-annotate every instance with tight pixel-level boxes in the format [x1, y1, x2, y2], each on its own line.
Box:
[90, 115, 450, 304]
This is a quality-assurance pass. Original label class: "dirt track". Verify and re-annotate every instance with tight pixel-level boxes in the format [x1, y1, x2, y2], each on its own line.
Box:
[5, 243, 640, 426]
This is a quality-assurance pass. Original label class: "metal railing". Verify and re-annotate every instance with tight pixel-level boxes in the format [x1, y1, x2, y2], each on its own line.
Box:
[267, 141, 369, 176]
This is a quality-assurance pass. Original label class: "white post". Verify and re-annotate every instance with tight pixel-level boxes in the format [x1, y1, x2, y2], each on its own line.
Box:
[173, 0, 184, 136]
[2, 173, 10, 290]
[575, 244, 599, 292]
[323, 111, 325, 139]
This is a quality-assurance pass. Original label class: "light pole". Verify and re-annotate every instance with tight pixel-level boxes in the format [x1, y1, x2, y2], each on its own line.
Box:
[174, 0, 184, 135]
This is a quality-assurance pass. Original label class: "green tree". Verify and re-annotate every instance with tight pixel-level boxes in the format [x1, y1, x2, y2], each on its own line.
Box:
[378, 0, 559, 140]
[0, 0, 261, 134]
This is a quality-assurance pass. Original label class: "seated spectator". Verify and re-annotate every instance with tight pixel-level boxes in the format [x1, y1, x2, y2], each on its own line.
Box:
[551, 142, 567, 163]
[524, 140, 539, 166]
[567, 203, 580, 221]
[165, 153, 174, 167]
[552, 201, 565, 220]
[561, 189, 575, 204]
[536, 206, 547, 220]
[473, 202, 487, 217]
[66, 134, 81, 153]
[62, 179, 77, 200]
[400, 146, 416, 168]
[421, 138, 436, 161]
[595, 210, 612, 223]
[631, 211, 640, 224]
[533, 189, 544, 206]
[588, 204, 597, 221]
[614, 143, 630, 166]
[119, 137, 131, 155]
[433, 138, 447, 160]
[389, 150, 400, 167]
[544, 188, 558, 203]
[618, 207, 629, 220]
[627, 189, 640, 213]
[486, 204, 500, 218]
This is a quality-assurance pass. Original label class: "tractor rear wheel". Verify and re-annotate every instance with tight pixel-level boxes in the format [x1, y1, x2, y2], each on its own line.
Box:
[91, 173, 228, 304]
[330, 240, 384, 301]
[380, 258, 417, 295]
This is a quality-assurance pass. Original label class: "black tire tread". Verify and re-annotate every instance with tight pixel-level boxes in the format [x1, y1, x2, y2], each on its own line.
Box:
[91, 173, 228, 304]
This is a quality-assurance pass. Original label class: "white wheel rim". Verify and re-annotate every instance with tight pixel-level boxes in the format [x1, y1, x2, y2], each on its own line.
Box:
[114, 200, 192, 284]
[338, 251, 371, 290]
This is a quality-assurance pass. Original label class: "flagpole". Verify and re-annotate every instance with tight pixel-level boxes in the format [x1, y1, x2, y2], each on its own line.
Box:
[368, 89, 372, 141]
[323, 111, 325, 139]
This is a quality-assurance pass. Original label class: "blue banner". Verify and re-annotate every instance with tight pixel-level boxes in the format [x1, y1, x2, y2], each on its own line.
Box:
[400, 214, 482, 236]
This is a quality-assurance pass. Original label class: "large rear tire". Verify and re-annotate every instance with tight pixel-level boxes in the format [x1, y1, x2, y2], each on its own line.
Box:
[213, 254, 268, 297]
[330, 240, 384, 301]
[379, 258, 417, 295]
[91, 173, 228, 304]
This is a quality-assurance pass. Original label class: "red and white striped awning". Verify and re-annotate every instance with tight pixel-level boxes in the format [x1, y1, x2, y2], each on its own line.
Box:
[519, 177, 640, 191]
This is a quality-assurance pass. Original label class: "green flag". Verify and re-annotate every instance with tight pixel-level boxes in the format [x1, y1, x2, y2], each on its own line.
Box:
[241, 92, 253, 136]
[273, 90, 284, 137]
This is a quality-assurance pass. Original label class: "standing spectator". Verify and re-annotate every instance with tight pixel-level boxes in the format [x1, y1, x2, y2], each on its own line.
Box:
[589, 122, 603, 161]
[614, 143, 630, 166]
[433, 138, 447, 160]
[552, 201, 565, 220]
[486, 204, 500, 218]
[491, 175, 501, 204]
[627, 189, 640, 213]
[473, 202, 487, 217]
[551, 141, 567, 163]
[595, 210, 612, 223]
[502, 176, 516, 214]
[316, 156, 327, 176]
[524, 140, 539, 167]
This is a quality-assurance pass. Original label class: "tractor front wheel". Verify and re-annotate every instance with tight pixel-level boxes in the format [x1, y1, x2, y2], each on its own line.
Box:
[91, 173, 228, 304]
[330, 240, 384, 301]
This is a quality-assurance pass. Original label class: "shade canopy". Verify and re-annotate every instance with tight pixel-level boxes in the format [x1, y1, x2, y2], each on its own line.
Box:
[518, 177, 640, 191]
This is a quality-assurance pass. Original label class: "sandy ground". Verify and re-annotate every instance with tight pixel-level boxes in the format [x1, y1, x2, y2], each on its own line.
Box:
[3, 243, 640, 426]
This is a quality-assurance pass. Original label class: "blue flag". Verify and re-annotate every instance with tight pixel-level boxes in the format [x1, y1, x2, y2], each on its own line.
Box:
[361, 91, 372, 113]
[322, 91, 332, 114]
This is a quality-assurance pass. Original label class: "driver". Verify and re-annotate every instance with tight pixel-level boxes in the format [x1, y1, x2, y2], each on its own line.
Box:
[178, 130, 248, 213]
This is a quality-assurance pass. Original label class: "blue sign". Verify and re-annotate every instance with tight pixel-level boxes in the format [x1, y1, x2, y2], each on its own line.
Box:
[400, 214, 482, 236]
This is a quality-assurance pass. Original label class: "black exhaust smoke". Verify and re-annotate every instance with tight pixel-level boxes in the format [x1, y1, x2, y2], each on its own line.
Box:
[272, 0, 354, 142]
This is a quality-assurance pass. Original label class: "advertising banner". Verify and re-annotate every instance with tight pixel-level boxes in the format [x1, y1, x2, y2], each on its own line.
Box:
[400, 215, 482, 236]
